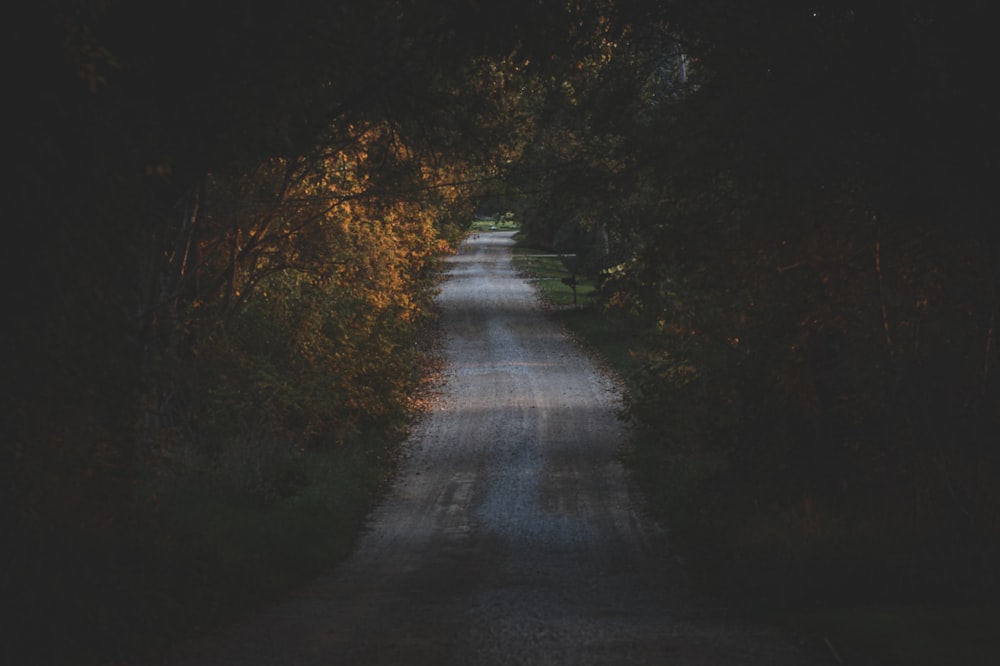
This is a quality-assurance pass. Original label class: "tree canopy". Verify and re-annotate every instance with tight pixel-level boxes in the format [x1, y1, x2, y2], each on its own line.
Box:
[3, 1, 998, 662]
[505, 0, 999, 603]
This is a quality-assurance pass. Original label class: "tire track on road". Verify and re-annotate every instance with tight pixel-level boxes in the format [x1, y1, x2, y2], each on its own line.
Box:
[157, 231, 827, 666]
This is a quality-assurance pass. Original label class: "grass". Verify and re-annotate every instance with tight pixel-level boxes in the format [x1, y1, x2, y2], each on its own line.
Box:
[512, 248, 591, 299]
[144, 437, 399, 644]
[4, 433, 404, 666]
[470, 216, 519, 232]
[47, 230, 986, 666]
[511, 243, 638, 383]
[512, 236, 1000, 666]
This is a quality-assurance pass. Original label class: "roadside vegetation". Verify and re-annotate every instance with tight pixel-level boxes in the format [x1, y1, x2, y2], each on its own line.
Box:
[6, 116, 472, 664]
[512, 244, 638, 383]
[503, 3, 998, 661]
[6, 3, 512, 663]
[6, 2, 998, 665]
[516, 230, 1000, 665]
[470, 213, 519, 233]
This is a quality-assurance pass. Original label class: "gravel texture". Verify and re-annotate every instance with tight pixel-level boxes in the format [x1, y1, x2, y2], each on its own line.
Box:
[157, 232, 831, 665]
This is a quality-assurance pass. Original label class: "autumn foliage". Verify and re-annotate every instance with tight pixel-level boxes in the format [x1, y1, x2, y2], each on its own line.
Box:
[3, 2, 510, 662]
[4, 1, 999, 662]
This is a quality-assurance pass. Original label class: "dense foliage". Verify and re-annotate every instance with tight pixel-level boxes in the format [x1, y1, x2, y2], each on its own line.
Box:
[3, 0, 997, 662]
[509, 0, 999, 605]
[4, 1, 535, 662]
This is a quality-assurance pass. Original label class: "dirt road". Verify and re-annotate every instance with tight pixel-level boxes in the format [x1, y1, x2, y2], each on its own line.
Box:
[162, 232, 827, 665]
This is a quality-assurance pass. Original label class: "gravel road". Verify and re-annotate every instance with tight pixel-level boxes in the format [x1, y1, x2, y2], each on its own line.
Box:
[160, 232, 829, 665]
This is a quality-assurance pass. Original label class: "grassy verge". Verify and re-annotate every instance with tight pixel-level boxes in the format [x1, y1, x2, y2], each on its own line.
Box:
[6, 431, 405, 666]
[512, 239, 1000, 666]
[151, 436, 399, 622]
[511, 244, 637, 385]
[470, 217, 520, 232]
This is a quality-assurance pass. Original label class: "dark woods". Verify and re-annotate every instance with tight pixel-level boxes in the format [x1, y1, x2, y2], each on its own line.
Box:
[3, 1, 997, 663]
[5, 2, 523, 662]
[510, 0, 999, 606]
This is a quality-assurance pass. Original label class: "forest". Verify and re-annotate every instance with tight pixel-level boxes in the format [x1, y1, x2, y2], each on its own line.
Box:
[4, 1, 997, 663]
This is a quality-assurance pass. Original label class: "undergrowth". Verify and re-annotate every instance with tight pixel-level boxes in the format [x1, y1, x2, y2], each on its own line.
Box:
[4, 429, 406, 666]
[511, 237, 1000, 666]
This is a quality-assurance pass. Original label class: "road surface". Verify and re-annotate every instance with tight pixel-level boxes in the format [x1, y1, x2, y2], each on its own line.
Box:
[160, 232, 826, 665]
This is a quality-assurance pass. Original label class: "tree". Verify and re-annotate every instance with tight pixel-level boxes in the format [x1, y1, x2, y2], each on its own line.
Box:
[2, 2, 577, 661]
[497, 0, 999, 601]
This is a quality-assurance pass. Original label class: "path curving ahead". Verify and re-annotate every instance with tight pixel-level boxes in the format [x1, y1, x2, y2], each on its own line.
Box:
[161, 232, 824, 665]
